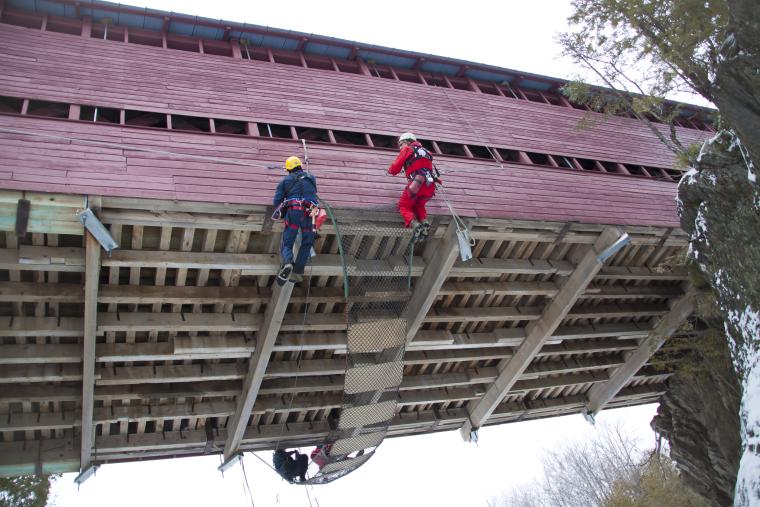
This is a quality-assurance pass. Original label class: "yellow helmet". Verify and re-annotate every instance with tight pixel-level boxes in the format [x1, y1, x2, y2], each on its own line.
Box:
[284, 156, 302, 171]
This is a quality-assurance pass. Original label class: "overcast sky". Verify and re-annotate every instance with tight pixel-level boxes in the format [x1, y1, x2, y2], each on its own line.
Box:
[48, 1, 664, 505]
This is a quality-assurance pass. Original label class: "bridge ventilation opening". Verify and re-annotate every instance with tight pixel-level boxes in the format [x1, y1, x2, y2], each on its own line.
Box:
[214, 119, 247, 135]
[46, 15, 82, 35]
[0, 96, 24, 114]
[171, 115, 211, 133]
[576, 158, 600, 171]
[0, 9, 42, 28]
[26, 100, 69, 119]
[80, 106, 120, 124]
[259, 123, 293, 139]
[395, 70, 424, 84]
[554, 155, 576, 169]
[447, 77, 471, 91]
[166, 34, 201, 53]
[525, 151, 550, 165]
[129, 28, 163, 48]
[295, 126, 331, 143]
[478, 82, 501, 96]
[91, 22, 125, 42]
[437, 142, 467, 157]
[496, 148, 522, 163]
[124, 110, 167, 129]
[468, 145, 493, 159]
[600, 161, 626, 174]
[543, 92, 566, 106]
[304, 55, 334, 71]
[203, 40, 232, 57]
[271, 49, 303, 67]
[333, 130, 369, 146]
[335, 60, 363, 74]
[369, 134, 396, 149]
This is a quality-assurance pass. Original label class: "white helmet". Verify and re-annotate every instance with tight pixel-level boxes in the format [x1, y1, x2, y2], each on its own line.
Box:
[398, 132, 416, 146]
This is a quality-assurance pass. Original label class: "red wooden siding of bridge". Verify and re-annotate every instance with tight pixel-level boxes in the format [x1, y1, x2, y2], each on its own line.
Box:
[0, 23, 704, 226]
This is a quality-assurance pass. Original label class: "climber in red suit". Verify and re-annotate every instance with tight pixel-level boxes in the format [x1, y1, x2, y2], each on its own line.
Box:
[387, 132, 439, 241]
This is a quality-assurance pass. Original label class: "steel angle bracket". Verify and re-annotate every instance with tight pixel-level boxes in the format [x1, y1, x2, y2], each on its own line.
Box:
[76, 208, 119, 254]
[74, 463, 99, 486]
[218, 452, 244, 474]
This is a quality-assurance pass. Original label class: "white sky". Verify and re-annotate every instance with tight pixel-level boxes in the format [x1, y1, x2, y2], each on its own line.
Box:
[47, 2, 664, 505]
[52, 405, 659, 507]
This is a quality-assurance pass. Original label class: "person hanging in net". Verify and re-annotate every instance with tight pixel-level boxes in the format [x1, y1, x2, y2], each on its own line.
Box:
[273, 448, 309, 483]
[273, 156, 319, 285]
[387, 132, 441, 242]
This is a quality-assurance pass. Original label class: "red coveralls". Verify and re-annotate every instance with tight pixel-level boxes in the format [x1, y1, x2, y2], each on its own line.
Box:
[387, 141, 437, 227]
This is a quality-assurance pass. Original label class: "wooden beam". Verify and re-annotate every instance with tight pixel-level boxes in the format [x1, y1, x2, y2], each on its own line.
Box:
[80, 232, 101, 472]
[585, 287, 695, 415]
[0, 322, 651, 364]
[224, 282, 294, 460]
[404, 222, 460, 342]
[0, 280, 683, 305]
[459, 227, 623, 441]
[0, 385, 664, 473]
[1, 246, 686, 280]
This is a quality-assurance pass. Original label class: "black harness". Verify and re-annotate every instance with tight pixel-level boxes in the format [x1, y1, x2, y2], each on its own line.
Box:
[403, 145, 440, 186]
[284, 170, 318, 207]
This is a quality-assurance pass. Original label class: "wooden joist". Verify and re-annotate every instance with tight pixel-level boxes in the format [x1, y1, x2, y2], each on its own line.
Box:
[404, 223, 463, 343]
[0, 280, 685, 304]
[0, 322, 651, 365]
[0, 384, 664, 475]
[459, 227, 623, 441]
[0, 246, 687, 281]
[584, 287, 695, 415]
[80, 233, 101, 472]
[224, 281, 294, 460]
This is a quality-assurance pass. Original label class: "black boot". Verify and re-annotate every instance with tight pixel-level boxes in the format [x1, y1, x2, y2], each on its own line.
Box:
[277, 263, 293, 286]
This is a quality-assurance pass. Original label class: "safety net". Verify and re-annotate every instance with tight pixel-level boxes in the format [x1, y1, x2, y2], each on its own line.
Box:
[302, 203, 414, 485]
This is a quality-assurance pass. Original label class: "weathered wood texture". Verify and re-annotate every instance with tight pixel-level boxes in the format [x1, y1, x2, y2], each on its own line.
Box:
[0, 3, 699, 473]
[0, 22, 707, 227]
[0, 191, 692, 473]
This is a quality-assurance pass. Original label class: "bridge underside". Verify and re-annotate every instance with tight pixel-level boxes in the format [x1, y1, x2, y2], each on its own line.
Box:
[0, 191, 694, 476]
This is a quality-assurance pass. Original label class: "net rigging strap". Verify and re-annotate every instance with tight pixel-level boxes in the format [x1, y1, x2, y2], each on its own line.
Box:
[300, 203, 414, 485]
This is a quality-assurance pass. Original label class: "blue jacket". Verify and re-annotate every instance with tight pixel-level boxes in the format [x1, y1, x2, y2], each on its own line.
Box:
[273, 169, 318, 207]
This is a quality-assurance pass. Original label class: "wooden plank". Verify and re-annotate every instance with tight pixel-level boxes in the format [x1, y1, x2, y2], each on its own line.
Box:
[80, 232, 101, 472]
[0, 282, 83, 302]
[1, 246, 685, 281]
[459, 227, 622, 441]
[224, 281, 294, 459]
[0, 322, 651, 364]
[585, 287, 695, 415]
[0, 383, 664, 472]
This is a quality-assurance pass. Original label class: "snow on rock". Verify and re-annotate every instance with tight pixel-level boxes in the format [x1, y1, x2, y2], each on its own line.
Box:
[678, 129, 760, 506]
[732, 317, 760, 506]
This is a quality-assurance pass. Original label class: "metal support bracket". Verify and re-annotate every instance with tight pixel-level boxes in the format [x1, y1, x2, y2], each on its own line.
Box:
[76, 208, 119, 254]
[596, 233, 630, 263]
[74, 463, 99, 486]
[218, 451, 243, 473]
[581, 408, 596, 426]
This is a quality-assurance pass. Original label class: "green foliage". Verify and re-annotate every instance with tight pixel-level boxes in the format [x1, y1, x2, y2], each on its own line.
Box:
[558, 0, 731, 159]
[605, 455, 710, 507]
[563, 0, 729, 97]
[0, 475, 57, 507]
